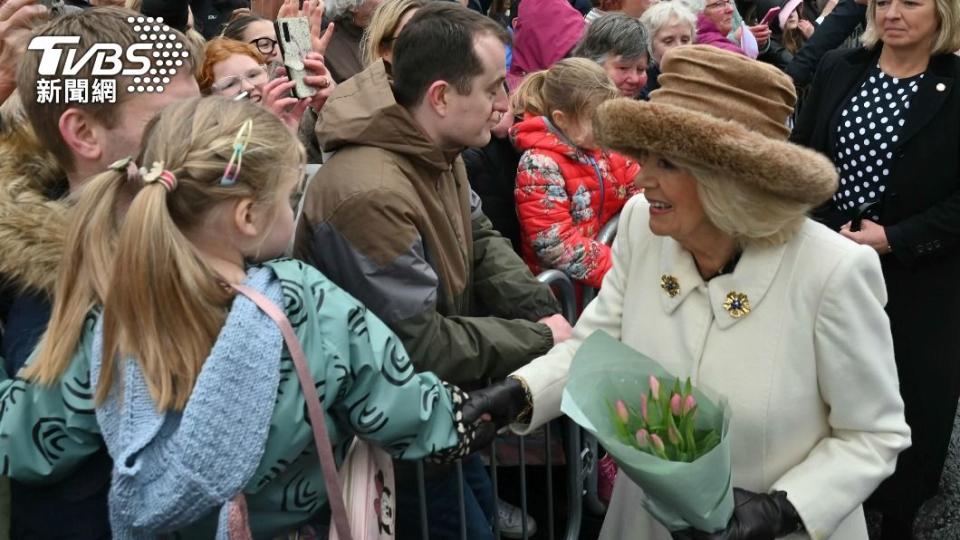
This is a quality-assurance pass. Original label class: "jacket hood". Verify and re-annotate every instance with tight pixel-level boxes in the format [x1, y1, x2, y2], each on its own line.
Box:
[0, 111, 70, 295]
[315, 60, 456, 172]
[510, 114, 598, 162]
[507, 0, 586, 89]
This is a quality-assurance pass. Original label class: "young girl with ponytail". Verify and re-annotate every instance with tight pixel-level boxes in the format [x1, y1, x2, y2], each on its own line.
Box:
[1, 97, 490, 538]
[511, 57, 641, 290]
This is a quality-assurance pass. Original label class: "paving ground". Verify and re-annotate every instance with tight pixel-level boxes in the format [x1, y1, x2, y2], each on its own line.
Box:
[913, 406, 960, 540]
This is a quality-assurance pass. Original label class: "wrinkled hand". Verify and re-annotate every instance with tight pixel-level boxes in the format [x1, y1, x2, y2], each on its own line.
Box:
[276, 0, 299, 18]
[672, 489, 802, 540]
[302, 52, 335, 110]
[749, 24, 771, 47]
[260, 76, 311, 132]
[839, 219, 891, 254]
[0, 0, 49, 101]
[462, 377, 530, 429]
[798, 20, 815, 38]
[276, 0, 334, 54]
[539, 313, 573, 344]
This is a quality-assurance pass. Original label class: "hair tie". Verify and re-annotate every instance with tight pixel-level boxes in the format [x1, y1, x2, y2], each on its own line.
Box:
[140, 161, 178, 192]
[220, 120, 254, 186]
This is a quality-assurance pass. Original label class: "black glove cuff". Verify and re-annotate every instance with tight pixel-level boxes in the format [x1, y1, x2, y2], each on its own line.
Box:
[772, 491, 804, 536]
[507, 375, 534, 424]
[426, 383, 475, 464]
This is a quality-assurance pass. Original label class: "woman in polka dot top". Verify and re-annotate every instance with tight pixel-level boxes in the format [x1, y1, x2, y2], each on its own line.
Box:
[791, 0, 960, 537]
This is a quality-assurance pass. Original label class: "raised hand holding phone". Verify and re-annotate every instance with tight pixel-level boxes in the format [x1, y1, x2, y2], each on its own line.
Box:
[759, 6, 781, 26]
[275, 16, 317, 99]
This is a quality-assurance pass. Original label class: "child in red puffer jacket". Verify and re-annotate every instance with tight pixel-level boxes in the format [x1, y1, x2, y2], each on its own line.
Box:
[511, 58, 641, 289]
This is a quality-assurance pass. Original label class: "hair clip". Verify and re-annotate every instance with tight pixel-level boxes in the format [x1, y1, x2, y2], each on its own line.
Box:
[140, 161, 178, 192]
[109, 156, 144, 184]
[220, 119, 254, 186]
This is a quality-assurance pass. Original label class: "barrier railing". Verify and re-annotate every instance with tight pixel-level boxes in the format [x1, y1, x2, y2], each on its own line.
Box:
[579, 213, 621, 516]
[412, 269, 583, 539]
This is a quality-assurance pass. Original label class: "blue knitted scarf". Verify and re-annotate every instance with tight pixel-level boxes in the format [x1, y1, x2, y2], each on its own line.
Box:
[91, 266, 283, 539]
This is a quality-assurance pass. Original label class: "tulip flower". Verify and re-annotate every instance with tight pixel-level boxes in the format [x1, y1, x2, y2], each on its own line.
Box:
[640, 393, 649, 422]
[668, 424, 681, 445]
[650, 433, 665, 454]
[649, 375, 660, 400]
[683, 394, 697, 415]
[670, 393, 682, 417]
[615, 400, 629, 423]
[636, 428, 649, 447]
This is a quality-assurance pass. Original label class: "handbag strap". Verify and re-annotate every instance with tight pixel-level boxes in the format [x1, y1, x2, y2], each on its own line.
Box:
[232, 283, 353, 540]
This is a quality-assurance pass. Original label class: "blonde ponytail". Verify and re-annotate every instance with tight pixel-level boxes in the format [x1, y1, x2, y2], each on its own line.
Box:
[511, 69, 550, 117]
[511, 57, 619, 123]
[24, 167, 131, 385]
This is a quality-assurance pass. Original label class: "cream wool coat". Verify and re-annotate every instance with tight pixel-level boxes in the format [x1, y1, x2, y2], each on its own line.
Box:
[512, 196, 911, 540]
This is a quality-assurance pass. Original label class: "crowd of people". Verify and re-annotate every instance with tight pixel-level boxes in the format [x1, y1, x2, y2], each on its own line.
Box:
[0, 0, 957, 538]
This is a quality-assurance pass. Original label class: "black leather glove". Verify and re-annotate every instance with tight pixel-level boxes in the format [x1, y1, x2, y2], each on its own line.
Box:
[671, 488, 803, 540]
[427, 383, 497, 463]
[461, 376, 532, 429]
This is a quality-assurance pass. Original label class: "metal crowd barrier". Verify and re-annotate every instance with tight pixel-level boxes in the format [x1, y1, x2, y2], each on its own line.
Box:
[580, 213, 621, 517]
[412, 269, 585, 539]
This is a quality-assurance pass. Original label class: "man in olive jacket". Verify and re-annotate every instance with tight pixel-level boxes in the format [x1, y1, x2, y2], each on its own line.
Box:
[295, 6, 570, 386]
[295, 4, 571, 538]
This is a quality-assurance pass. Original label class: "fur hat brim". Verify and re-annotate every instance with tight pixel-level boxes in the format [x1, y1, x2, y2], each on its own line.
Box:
[594, 98, 838, 206]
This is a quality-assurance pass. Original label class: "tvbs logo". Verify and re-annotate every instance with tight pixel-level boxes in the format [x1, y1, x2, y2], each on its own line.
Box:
[27, 16, 189, 104]
[30, 36, 152, 77]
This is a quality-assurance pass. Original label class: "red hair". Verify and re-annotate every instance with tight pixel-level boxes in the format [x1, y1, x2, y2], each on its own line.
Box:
[197, 38, 265, 94]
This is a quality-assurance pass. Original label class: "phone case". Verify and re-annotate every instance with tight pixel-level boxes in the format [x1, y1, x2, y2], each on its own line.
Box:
[274, 17, 317, 100]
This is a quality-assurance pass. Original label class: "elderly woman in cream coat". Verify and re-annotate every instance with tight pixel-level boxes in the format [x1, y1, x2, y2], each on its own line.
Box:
[465, 45, 910, 540]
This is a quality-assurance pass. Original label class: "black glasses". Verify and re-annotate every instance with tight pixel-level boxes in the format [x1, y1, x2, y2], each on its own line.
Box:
[250, 37, 278, 55]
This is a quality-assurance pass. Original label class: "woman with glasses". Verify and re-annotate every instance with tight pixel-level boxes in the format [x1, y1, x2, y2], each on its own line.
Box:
[197, 38, 334, 133]
[222, 9, 281, 64]
[693, 0, 749, 54]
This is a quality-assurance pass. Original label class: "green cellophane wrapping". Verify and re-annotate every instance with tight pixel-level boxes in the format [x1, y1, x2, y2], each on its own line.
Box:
[560, 331, 734, 532]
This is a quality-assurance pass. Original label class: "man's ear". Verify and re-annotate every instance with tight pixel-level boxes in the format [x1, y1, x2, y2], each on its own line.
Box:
[424, 80, 450, 117]
[233, 197, 260, 239]
[59, 108, 103, 163]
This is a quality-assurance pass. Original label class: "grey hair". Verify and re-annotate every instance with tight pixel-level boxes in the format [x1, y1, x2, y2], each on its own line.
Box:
[675, 0, 706, 14]
[572, 12, 649, 65]
[640, 2, 697, 57]
[326, 0, 364, 20]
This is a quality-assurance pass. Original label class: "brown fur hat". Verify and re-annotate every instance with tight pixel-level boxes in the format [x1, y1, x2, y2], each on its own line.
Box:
[594, 45, 837, 205]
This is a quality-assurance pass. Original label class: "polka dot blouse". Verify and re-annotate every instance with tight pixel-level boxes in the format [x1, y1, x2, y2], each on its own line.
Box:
[832, 65, 923, 220]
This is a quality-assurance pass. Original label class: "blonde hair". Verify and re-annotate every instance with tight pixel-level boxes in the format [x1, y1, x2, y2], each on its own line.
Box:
[512, 57, 620, 124]
[25, 97, 305, 411]
[682, 160, 810, 247]
[862, 0, 960, 54]
[361, 0, 425, 66]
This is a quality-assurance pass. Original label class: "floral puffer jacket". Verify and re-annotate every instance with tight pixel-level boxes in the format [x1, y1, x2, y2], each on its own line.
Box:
[511, 114, 641, 288]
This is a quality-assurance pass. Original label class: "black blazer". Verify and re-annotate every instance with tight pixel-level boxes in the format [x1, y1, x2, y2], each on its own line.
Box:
[784, 0, 866, 87]
[791, 46, 960, 268]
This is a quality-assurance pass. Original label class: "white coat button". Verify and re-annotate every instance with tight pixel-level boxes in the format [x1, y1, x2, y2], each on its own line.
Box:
[936, 83, 946, 92]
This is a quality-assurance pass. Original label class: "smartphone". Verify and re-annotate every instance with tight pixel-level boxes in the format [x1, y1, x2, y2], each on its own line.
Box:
[274, 17, 317, 100]
[759, 6, 781, 25]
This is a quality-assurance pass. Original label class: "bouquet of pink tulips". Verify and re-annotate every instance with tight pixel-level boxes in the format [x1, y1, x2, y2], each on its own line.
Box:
[611, 375, 721, 463]
[561, 331, 734, 533]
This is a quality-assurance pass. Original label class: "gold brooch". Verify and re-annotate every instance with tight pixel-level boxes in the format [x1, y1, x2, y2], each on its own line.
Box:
[660, 275, 680, 298]
[723, 292, 751, 318]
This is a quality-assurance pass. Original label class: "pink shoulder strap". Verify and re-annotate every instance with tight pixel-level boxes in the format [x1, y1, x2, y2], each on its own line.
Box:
[232, 283, 354, 540]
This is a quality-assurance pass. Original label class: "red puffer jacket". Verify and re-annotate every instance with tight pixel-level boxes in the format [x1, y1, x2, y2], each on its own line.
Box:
[511, 115, 641, 289]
